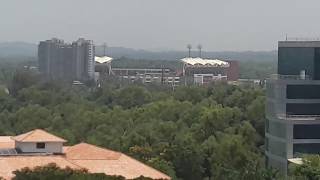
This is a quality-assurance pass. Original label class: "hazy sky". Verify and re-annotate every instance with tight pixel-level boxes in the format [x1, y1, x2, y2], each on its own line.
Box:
[1, 0, 320, 51]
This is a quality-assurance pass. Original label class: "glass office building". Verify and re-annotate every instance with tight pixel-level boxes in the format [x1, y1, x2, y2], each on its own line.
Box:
[266, 41, 320, 174]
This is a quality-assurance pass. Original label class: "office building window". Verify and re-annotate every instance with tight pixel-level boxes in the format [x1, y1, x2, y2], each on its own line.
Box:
[294, 124, 320, 139]
[287, 103, 320, 115]
[293, 143, 320, 157]
[287, 85, 320, 99]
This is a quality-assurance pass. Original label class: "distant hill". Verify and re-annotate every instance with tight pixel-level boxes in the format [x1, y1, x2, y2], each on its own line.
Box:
[0, 42, 277, 62]
[0, 42, 37, 57]
[95, 46, 277, 62]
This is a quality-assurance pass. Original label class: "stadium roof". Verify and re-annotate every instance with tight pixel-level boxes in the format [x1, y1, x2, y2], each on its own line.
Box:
[181, 57, 229, 67]
[95, 56, 113, 64]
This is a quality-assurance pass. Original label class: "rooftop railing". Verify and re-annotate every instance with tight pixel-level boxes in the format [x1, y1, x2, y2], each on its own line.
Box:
[270, 74, 311, 80]
[285, 37, 320, 41]
[277, 114, 320, 120]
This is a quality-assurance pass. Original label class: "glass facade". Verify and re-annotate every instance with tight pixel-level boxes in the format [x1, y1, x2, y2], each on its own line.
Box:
[294, 124, 320, 139]
[286, 103, 320, 115]
[293, 144, 320, 156]
[287, 85, 320, 99]
[278, 47, 315, 78]
[314, 48, 320, 80]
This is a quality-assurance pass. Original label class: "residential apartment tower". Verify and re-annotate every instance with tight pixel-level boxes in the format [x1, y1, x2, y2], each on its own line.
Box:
[38, 38, 95, 81]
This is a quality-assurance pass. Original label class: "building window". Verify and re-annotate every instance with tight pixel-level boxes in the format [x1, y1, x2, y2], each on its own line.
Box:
[293, 143, 320, 157]
[36, 142, 45, 149]
[287, 85, 320, 99]
[294, 124, 320, 139]
[286, 103, 320, 115]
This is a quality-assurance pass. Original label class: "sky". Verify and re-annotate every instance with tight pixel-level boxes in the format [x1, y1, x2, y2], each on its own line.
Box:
[1, 0, 320, 51]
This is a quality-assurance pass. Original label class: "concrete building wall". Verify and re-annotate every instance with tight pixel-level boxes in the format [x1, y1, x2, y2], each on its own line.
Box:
[226, 60, 239, 81]
[15, 142, 63, 154]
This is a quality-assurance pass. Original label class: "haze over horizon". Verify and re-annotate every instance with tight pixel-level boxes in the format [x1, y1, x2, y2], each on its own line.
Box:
[1, 0, 320, 51]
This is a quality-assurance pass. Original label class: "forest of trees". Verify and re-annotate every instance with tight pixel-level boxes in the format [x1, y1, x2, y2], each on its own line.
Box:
[0, 61, 318, 180]
[1, 69, 269, 180]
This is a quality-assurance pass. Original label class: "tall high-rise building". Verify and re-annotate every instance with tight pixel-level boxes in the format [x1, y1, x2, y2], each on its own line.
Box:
[72, 38, 95, 80]
[38, 38, 95, 81]
[266, 41, 320, 174]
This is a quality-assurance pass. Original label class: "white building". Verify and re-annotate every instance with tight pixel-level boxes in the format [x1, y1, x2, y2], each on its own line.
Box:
[12, 129, 66, 154]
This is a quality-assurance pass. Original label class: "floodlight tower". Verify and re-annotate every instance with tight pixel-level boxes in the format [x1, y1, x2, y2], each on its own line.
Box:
[187, 44, 192, 57]
[197, 44, 202, 58]
[103, 43, 107, 56]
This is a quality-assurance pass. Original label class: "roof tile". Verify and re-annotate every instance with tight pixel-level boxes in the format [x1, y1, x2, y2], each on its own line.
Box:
[0, 156, 81, 179]
[65, 143, 121, 160]
[65, 143, 171, 179]
[11, 129, 66, 143]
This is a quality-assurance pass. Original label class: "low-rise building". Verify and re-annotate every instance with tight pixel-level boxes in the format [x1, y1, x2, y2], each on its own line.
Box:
[0, 129, 170, 180]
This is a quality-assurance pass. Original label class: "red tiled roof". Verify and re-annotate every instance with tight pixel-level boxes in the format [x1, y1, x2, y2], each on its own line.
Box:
[65, 143, 171, 180]
[0, 130, 171, 180]
[0, 137, 14, 149]
[65, 143, 121, 160]
[11, 129, 66, 143]
[0, 156, 81, 180]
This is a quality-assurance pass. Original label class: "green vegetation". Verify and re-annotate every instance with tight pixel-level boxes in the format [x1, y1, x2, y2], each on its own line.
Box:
[0, 57, 36, 86]
[239, 60, 277, 79]
[0, 69, 276, 180]
[13, 163, 153, 180]
[1, 64, 318, 180]
[289, 155, 320, 179]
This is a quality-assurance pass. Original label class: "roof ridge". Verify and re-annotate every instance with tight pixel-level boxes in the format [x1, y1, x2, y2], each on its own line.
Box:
[17, 130, 35, 141]
[65, 143, 121, 160]
[37, 129, 67, 142]
[67, 142, 120, 155]
[121, 154, 171, 179]
[13, 129, 66, 142]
